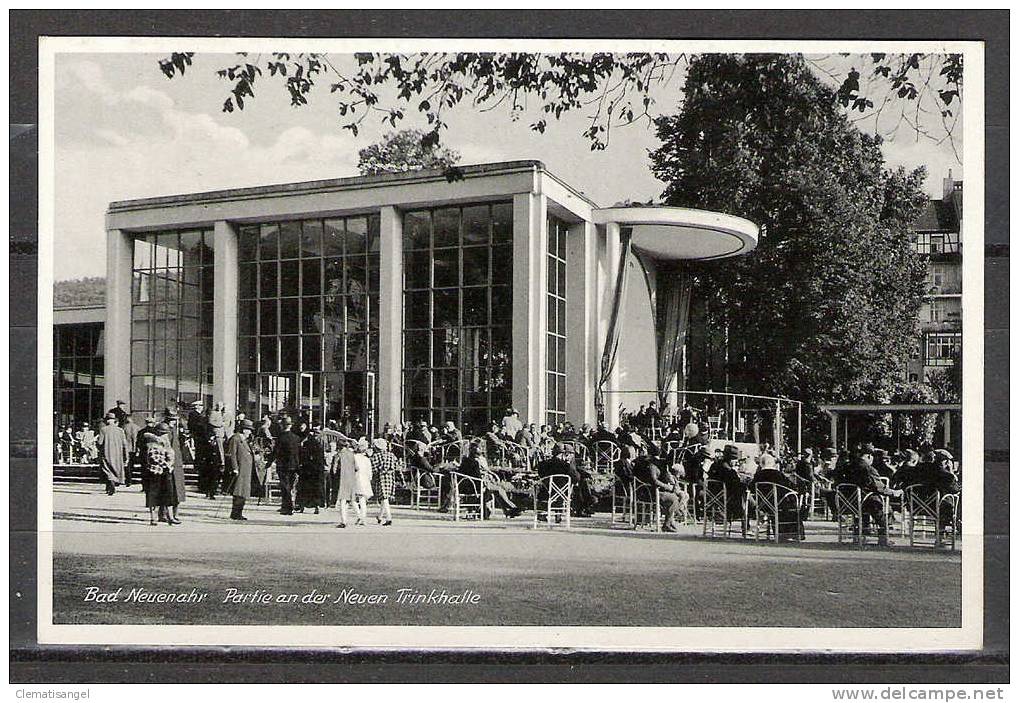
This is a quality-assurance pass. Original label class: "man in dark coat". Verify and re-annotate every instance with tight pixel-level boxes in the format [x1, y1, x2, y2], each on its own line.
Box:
[107, 400, 129, 425]
[707, 444, 745, 520]
[751, 454, 802, 539]
[189, 401, 221, 500]
[843, 444, 901, 546]
[273, 416, 301, 515]
[226, 419, 257, 521]
[296, 426, 326, 513]
[534, 443, 594, 517]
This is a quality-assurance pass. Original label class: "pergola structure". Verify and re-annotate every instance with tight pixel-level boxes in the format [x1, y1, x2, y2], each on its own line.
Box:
[819, 403, 962, 452]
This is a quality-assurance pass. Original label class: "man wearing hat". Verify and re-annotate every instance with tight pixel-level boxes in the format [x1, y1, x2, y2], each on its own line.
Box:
[844, 443, 901, 546]
[96, 412, 129, 495]
[272, 416, 302, 515]
[708, 444, 746, 521]
[120, 411, 139, 488]
[226, 419, 258, 521]
[107, 400, 129, 425]
[535, 442, 594, 518]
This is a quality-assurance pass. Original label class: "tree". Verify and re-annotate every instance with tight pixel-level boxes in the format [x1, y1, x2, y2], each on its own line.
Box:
[156, 51, 961, 155]
[54, 277, 106, 307]
[650, 54, 930, 442]
[357, 128, 461, 176]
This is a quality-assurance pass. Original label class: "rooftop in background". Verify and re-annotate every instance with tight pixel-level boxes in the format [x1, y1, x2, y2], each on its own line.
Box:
[910, 172, 962, 256]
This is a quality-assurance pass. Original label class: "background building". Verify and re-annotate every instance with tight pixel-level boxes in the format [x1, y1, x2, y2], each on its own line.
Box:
[53, 300, 105, 428]
[99, 161, 757, 434]
[908, 171, 963, 384]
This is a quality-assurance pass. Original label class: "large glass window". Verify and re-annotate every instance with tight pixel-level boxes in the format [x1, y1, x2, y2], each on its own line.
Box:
[546, 216, 568, 425]
[925, 332, 961, 367]
[53, 322, 105, 429]
[237, 214, 380, 434]
[130, 229, 214, 414]
[402, 202, 512, 433]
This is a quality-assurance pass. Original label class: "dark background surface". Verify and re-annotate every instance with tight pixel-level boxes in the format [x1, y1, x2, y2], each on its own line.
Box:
[9, 9, 1009, 684]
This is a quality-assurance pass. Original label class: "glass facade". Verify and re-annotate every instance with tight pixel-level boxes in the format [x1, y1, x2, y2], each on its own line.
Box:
[236, 215, 380, 434]
[546, 216, 568, 424]
[54, 321, 105, 427]
[130, 229, 215, 414]
[402, 202, 513, 433]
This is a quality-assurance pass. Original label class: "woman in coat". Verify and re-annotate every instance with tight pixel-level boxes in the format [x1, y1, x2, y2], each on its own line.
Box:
[295, 426, 325, 514]
[144, 423, 179, 526]
[164, 409, 187, 523]
[335, 438, 371, 528]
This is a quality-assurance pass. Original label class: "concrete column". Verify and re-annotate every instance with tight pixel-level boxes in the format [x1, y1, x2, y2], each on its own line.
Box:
[213, 220, 239, 411]
[597, 221, 623, 428]
[829, 412, 838, 449]
[511, 191, 548, 424]
[378, 206, 404, 427]
[566, 219, 597, 426]
[104, 229, 133, 411]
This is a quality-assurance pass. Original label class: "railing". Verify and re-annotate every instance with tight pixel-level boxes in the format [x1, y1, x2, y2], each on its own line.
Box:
[601, 389, 803, 453]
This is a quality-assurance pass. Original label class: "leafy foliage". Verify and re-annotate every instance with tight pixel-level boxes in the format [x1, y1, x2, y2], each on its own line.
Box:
[813, 53, 963, 161]
[54, 277, 106, 308]
[650, 54, 930, 442]
[357, 128, 461, 177]
[156, 51, 962, 155]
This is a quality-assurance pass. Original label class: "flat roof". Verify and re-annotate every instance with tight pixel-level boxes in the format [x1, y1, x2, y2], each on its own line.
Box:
[593, 206, 759, 261]
[108, 160, 599, 213]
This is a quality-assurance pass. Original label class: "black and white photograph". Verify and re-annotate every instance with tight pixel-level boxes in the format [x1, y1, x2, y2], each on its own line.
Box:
[33, 34, 984, 652]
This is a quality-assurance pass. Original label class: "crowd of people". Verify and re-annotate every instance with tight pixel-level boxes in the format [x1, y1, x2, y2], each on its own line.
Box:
[57, 401, 962, 544]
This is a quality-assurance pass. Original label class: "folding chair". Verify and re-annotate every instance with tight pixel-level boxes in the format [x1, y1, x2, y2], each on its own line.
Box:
[702, 479, 741, 538]
[532, 474, 572, 529]
[834, 483, 867, 547]
[633, 478, 661, 532]
[753, 482, 802, 543]
[439, 440, 469, 465]
[594, 441, 621, 475]
[611, 476, 634, 527]
[413, 468, 443, 511]
[905, 485, 959, 550]
[449, 471, 485, 522]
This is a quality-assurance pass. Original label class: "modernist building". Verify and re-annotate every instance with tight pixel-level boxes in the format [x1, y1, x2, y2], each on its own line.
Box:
[54, 302, 106, 427]
[907, 172, 963, 384]
[103, 161, 757, 433]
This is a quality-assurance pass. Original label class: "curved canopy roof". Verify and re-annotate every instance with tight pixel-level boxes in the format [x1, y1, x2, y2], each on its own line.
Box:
[592, 206, 759, 261]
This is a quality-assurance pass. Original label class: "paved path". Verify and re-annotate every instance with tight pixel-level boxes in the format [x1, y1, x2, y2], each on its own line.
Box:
[50, 484, 962, 627]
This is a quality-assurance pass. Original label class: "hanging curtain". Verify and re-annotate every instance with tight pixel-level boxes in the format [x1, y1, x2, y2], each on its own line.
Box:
[654, 261, 693, 408]
[632, 252, 695, 409]
[595, 227, 633, 417]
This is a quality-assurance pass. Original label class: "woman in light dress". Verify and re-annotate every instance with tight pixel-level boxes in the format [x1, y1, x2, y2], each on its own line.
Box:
[335, 438, 373, 528]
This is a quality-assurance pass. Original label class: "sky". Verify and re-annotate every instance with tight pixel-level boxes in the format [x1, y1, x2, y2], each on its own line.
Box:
[52, 51, 963, 282]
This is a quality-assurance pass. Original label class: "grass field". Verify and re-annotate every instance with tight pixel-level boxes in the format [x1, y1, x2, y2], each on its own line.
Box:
[50, 484, 962, 628]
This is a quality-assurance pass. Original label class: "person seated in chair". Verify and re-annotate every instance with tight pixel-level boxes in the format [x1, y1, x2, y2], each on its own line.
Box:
[708, 444, 746, 521]
[632, 448, 684, 532]
[457, 442, 522, 519]
[843, 444, 901, 547]
[535, 442, 594, 518]
[914, 448, 961, 537]
[751, 453, 803, 540]
[440, 420, 463, 444]
[889, 449, 922, 490]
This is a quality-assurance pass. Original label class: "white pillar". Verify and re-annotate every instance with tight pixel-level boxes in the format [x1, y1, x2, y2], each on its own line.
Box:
[378, 206, 404, 427]
[597, 221, 623, 428]
[511, 191, 548, 424]
[213, 220, 239, 411]
[566, 219, 597, 426]
[104, 228, 133, 412]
